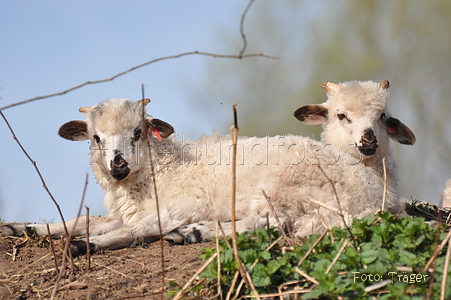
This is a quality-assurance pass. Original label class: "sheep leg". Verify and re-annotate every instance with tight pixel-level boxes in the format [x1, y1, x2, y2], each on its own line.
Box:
[0, 216, 122, 238]
[164, 215, 286, 244]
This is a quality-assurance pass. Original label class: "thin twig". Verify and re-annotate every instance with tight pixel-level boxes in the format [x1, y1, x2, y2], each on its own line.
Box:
[309, 198, 341, 215]
[297, 229, 328, 267]
[364, 280, 391, 293]
[215, 220, 223, 300]
[238, 0, 255, 57]
[295, 268, 319, 285]
[46, 223, 59, 276]
[173, 253, 218, 300]
[261, 190, 292, 245]
[316, 163, 357, 248]
[0, 111, 70, 238]
[230, 103, 261, 300]
[381, 157, 387, 211]
[51, 173, 88, 300]
[441, 233, 451, 300]
[226, 271, 241, 300]
[85, 206, 91, 271]
[423, 229, 451, 271]
[232, 236, 284, 300]
[325, 239, 349, 274]
[92, 262, 134, 279]
[141, 85, 165, 300]
[0, 52, 276, 111]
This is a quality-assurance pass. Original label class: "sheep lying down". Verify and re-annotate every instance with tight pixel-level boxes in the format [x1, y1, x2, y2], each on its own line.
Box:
[0, 80, 416, 255]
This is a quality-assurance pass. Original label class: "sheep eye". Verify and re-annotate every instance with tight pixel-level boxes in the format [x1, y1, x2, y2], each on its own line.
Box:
[93, 135, 101, 143]
[337, 114, 347, 121]
[133, 128, 142, 141]
[380, 113, 386, 120]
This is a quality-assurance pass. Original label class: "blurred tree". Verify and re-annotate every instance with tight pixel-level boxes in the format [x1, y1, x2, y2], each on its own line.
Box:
[190, 0, 451, 203]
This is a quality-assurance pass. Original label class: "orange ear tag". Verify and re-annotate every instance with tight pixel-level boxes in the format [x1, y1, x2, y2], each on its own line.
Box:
[152, 128, 162, 141]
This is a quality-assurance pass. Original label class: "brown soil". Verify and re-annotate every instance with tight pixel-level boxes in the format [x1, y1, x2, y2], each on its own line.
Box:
[1, 202, 449, 300]
[0, 236, 215, 299]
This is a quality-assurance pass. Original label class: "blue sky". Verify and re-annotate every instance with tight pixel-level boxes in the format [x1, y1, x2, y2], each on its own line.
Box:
[0, 1, 259, 222]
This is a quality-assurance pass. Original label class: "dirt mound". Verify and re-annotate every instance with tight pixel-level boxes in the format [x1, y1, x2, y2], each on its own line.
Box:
[0, 237, 214, 299]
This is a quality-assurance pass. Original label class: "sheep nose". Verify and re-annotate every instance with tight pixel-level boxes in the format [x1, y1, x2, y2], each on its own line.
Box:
[111, 154, 127, 169]
[358, 129, 378, 156]
[110, 154, 130, 180]
[361, 129, 377, 145]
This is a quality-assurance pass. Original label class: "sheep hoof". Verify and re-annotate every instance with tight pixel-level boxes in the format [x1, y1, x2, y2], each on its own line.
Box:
[164, 225, 203, 245]
[0, 225, 18, 237]
[0, 223, 31, 237]
[69, 240, 96, 257]
[163, 231, 185, 245]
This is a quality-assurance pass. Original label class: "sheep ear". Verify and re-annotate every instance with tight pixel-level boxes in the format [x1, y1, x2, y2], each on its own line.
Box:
[380, 80, 390, 89]
[146, 118, 174, 141]
[385, 117, 416, 145]
[58, 120, 89, 141]
[293, 104, 329, 125]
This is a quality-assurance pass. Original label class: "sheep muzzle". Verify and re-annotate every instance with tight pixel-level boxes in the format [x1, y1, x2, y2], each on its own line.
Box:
[357, 129, 378, 156]
[110, 155, 130, 180]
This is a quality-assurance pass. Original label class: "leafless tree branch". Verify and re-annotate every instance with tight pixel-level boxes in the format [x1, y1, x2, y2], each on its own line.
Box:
[0, 111, 70, 238]
[0, 52, 276, 111]
[239, 0, 256, 57]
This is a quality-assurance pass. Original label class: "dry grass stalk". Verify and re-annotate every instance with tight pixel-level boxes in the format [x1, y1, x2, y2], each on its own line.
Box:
[297, 229, 328, 267]
[46, 223, 59, 276]
[364, 279, 392, 293]
[231, 236, 284, 299]
[309, 198, 341, 215]
[423, 229, 451, 271]
[381, 157, 387, 211]
[295, 267, 319, 285]
[173, 253, 219, 300]
[262, 190, 292, 245]
[51, 173, 88, 299]
[316, 163, 358, 249]
[277, 280, 304, 300]
[441, 234, 451, 300]
[218, 221, 232, 249]
[241, 287, 314, 299]
[216, 220, 223, 300]
[10, 236, 28, 262]
[85, 206, 91, 271]
[425, 223, 443, 300]
[226, 271, 241, 300]
[229, 103, 261, 300]
[140, 87, 165, 300]
[325, 239, 350, 274]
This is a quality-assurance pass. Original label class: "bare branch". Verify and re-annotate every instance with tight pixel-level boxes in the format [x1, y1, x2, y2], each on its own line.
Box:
[85, 206, 91, 271]
[0, 52, 277, 111]
[239, 0, 256, 57]
[261, 190, 292, 245]
[51, 173, 88, 300]
[0, 111, 70, 238]
[140, 85, 165, 299]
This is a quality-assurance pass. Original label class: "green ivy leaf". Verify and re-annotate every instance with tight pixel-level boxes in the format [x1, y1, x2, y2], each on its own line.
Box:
[360, 249, 379, 265]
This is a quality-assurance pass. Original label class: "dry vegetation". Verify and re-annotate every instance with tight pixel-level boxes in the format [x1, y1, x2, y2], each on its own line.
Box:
[0, 235, 214, 299]
[1, 203, 450, 300]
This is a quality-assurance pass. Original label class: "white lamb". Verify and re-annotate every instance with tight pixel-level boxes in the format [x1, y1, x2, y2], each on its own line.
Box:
[0, 80, 415, 255]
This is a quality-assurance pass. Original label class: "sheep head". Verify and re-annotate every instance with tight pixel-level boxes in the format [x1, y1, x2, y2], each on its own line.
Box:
[294, 80, 415, 163]
[58, 98, 174, 181]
